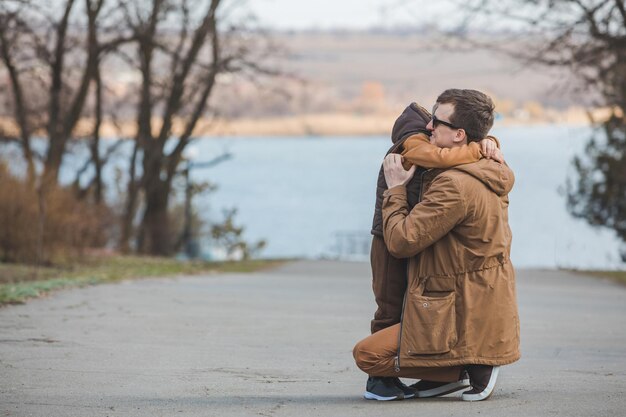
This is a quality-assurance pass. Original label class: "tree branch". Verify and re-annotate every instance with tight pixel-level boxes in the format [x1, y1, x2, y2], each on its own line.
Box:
[0, 11, 36, 180]
[47, 0, 76, 140]
[156, 0, 221, 146]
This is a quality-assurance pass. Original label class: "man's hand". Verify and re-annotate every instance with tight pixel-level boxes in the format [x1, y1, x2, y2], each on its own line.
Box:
[479, 138, 504, 163]
[384, 154, 416, 188]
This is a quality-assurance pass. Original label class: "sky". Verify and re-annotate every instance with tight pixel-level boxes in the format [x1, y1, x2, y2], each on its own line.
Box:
[246, 0, 454, 30]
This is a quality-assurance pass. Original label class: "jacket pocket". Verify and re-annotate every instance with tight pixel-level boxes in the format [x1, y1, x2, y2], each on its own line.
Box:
[403, 291, 457, 355]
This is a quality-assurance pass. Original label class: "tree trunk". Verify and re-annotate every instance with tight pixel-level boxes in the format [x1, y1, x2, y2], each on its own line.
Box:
[91, 64, 103, 204]
[120, 142, 140, 253]
[137, 144, 172, 255]
[138, 178, 172, 255]
[41, 135, 66, 190]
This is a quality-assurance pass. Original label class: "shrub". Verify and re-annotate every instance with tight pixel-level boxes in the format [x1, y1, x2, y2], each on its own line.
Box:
[0, 162, 113, 264]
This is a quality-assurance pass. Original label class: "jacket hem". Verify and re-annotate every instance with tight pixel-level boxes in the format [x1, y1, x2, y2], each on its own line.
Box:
[398, 353, 521, 369]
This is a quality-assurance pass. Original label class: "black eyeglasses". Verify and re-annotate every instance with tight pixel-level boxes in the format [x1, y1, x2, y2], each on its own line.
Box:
[432, 114, 461, 130]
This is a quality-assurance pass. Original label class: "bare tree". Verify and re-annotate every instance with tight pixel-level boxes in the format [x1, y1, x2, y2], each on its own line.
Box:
[0, 0, 133, 188]
[117, 0, 274, 255]
[0, 0, 134, 263]
[456, 0, 626, 104]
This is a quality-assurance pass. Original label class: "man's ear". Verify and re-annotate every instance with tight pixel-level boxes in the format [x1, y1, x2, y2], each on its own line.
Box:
[454, 129, 467, 144]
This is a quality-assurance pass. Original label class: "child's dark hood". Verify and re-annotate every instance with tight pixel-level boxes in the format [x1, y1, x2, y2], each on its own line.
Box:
[391, 102, 432, 144]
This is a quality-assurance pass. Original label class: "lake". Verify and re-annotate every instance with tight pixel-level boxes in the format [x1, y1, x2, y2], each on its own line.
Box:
[185, 124, 623, 269]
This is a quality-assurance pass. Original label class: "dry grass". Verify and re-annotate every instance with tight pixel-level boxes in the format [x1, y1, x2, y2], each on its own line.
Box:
[0, 256, 287, 306]
[0, 163, 113, 264]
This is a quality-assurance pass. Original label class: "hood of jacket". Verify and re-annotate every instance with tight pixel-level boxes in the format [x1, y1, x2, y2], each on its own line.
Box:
[391, 102, 432, 144]
[453, 158, 515, 196]
[371, 102, 431, 236]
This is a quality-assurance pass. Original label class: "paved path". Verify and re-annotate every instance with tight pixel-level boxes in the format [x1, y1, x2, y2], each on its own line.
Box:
[1, 261, 625, 417]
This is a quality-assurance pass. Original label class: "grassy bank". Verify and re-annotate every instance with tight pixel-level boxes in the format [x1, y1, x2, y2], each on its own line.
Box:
[0, 256, 286, 306]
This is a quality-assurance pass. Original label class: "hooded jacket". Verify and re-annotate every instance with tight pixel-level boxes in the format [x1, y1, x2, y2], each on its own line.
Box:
[382, 158, 520, 368]
[371, 103, 431, 237]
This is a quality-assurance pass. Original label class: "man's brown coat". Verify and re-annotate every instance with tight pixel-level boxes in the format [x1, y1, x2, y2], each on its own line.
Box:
[382, 158, 520, 368]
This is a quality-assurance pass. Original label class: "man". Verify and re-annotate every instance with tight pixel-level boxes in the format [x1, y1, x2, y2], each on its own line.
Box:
[354, 89, 520, 402]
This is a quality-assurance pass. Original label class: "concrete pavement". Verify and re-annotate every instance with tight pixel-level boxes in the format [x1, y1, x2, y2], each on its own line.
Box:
[1, 261, 625, 416]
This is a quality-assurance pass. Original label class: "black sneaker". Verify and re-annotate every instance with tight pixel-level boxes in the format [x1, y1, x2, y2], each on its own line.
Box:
[462, 365, 500, 402]
[364, 377, 405, 401]
[411, 370, 470, 398]
[391, 378, 416, 399]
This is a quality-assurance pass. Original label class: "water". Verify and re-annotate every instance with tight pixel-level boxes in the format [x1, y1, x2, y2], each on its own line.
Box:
[2, 124, 623, 269]
[187, 125, 623, 269]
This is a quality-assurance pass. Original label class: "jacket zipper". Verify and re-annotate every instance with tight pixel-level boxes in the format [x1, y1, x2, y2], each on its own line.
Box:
[417, 169, 431, 200]
[394, 288, 408, 372]
[394, 168, 431, 372]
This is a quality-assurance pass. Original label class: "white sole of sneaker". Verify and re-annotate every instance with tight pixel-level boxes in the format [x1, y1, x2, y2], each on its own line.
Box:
[462, 366, 500, 402]
[416, 378, 471, 398]
[363, 391, 402, 401]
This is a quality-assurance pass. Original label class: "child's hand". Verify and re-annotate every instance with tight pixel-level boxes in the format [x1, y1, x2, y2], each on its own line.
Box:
[480, 138, 504, 163]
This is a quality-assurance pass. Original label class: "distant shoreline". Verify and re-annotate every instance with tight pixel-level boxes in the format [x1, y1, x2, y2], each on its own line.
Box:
[192, 110, 593, 137]
[0, 107, 600, 140]
[96, 107, 596, 138]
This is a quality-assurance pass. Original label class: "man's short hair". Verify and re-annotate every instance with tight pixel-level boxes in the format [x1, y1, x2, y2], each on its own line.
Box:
[436, 89, 495, 142]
